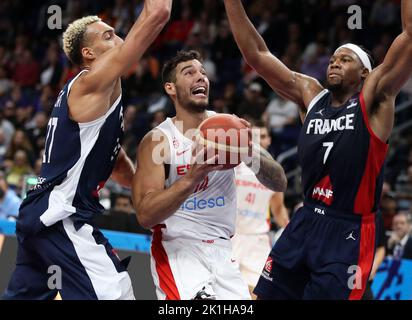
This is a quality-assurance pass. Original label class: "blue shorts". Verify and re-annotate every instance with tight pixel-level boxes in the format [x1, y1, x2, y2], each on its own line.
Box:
[254, 203, 376, 300]
[3, 218, 134, 300]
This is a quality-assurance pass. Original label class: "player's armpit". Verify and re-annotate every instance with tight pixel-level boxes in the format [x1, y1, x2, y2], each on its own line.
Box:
[110, 148, 135, 188]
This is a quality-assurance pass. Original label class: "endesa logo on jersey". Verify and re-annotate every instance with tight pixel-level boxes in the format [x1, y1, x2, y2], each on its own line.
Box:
[312, 175, 334, 205]
[181, 196, 225, 211]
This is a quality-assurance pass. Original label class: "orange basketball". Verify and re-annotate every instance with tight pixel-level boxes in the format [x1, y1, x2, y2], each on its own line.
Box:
[197, 114, 251, 169]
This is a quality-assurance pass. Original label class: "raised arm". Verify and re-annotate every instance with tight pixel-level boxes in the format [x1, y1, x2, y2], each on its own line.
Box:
[82, 0, 172, 93]
[223, 0, 323, 114]
[363, 0, 412, 142]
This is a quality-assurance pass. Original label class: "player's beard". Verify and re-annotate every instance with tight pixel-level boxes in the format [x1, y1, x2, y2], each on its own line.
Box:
[326, 79, 344, 93]
[176, 88, 208, 113]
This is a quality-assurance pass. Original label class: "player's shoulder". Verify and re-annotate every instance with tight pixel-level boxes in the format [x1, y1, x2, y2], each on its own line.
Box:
[140, 128, 168, 149]
[137, 128, 170, 163]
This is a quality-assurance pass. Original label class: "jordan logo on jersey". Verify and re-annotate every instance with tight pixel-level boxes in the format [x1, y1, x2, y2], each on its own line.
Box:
[312, 175, 334, 205]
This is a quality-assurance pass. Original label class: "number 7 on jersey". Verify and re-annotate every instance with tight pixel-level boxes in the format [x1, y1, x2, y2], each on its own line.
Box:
[322, 142, 334, 164]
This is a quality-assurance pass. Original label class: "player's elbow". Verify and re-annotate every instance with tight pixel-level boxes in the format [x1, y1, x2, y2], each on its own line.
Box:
[243, 51, 264, 69]
[404, 28, 412, 40]
[136, 211, 154, 230]
[279, 173, 287, 193]
[150, 7, 171, 25]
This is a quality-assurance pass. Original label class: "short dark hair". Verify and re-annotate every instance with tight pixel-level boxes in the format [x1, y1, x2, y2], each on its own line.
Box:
[251, 119, 267, 128]
[161, 50, 203, 85]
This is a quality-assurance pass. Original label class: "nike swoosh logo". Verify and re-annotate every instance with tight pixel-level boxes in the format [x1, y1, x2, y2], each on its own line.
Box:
[176, 149, 190, 156]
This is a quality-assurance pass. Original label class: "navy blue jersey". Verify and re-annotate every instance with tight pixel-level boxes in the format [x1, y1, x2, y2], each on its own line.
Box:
[298, 89, 388, 215]
[18, 71, 124, 234]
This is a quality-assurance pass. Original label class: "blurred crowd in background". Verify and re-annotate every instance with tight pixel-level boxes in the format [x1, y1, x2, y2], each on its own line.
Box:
[0, 0, 411, 257]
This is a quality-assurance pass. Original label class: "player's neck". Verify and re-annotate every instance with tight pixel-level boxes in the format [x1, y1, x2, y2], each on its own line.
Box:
[330, 89, 357, 107]
[174, 108, 208, 136]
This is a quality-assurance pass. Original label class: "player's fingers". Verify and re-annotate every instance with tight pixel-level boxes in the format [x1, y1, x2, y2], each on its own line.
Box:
[205, 153, 219, 165]
[238, 118, 251, 128]
[191, 144, 205, 165]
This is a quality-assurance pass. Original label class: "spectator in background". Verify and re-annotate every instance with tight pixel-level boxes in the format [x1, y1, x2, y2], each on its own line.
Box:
[25, 111, 48, 156]
[35, 85, 57, 114]
[4, 129, 35, 167]
[0, 66, 12, 97]
[301, 33, 330, 83]
[0, 128, 7, 163]
[95, 192, 150, 235]
[237, 82, 267, 121]
[369, 0, 399, 28]
[263, 93, 299, 157]
[212, 19, 242, 85]
[40, 43, 63, 90]
[0, 170, 22, 219]
[263, 94, 299, 132]
[150, 109, 167, 129]
[113, 193, 135, 215]
[5, 149, 33, 191]
[387, 212, 412, 260]
[0, 109, 15, 150]
[380, 194, 399, 232]
[162, 6, 194, 53]
[12, 50, 40, 89]
[395, 164, 412, 210]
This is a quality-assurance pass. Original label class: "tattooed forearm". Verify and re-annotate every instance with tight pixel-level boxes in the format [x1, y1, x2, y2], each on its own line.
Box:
[247, 144, 287, 192]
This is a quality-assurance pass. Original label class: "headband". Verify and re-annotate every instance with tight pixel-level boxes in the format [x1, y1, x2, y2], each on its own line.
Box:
[335, 43, 372, 72]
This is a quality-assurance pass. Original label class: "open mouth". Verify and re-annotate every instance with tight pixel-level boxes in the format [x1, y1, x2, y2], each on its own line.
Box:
[191, 86, 207, 98]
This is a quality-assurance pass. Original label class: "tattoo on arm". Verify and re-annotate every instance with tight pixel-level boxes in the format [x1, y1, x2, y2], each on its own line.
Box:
[248, 144, 287, 192]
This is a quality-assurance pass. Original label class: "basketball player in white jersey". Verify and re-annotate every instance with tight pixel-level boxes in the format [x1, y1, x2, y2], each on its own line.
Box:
[232, 120, 289, 299]
[3, 0, 172, 300]
[132, 50, 287, 300]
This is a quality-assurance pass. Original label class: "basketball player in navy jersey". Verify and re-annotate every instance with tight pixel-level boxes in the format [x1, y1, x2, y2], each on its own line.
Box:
[224, 0, 412, 299]
[3, 0, 172, 300]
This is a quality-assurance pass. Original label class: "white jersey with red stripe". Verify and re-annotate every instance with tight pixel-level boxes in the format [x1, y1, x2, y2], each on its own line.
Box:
[150, 112, 250, 300]
[235, 162, 274, 235]
[154, 111, 237, 241]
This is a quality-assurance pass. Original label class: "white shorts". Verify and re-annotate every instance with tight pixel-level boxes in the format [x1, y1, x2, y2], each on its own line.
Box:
[231, 233, 272, 288]
[150, 235, 251, 300]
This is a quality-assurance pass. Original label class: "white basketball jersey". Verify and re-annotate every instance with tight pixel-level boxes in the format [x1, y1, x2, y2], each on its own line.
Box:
[154, 112, 237, 241]
[235, 162, 274, 234]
